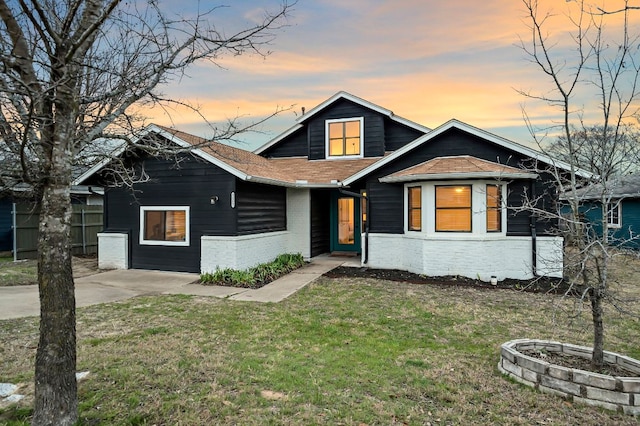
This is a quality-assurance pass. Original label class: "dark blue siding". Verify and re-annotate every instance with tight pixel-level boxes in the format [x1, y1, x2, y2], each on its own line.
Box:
[105, 153, 236, 272]
[383, 117, 426, 151]
[0, 197, 13, 251]
[307, 99, 386, 159]
[261, 127, 308, 158]
[236, 181, 286, 234]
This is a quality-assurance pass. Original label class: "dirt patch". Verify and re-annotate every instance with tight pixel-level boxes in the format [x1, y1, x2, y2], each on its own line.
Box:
[72, 255, 100, 278]
[0, 255, 100, 286]
[325, 266, 578, 295]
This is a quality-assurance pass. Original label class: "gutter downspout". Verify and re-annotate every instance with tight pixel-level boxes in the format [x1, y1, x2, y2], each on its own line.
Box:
[530, 180, 538, 277]
[338, 188, 369, 264]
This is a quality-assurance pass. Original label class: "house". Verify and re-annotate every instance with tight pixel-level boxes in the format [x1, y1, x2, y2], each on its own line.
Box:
[78, 92, 569, 281]
[566, 174, 640, 249]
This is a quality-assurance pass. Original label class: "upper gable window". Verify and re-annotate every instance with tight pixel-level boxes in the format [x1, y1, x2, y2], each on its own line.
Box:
[326, 117, 363, 158]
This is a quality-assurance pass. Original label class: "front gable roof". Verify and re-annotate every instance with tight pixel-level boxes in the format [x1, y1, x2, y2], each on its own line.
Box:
[253, 91, 431, 155]
[379, 155, 537, 183]
[343, 119, 588, 186]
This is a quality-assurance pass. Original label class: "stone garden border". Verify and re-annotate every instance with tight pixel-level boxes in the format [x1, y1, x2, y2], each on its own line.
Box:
[498, 339, 640, 415]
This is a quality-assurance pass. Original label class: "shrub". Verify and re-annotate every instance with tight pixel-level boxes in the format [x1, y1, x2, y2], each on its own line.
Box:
[200, 253, 305, 289]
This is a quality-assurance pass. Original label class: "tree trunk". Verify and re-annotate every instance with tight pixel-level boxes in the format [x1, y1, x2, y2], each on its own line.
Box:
[591, 287, 605, 369]
[32, 176, 78, 425]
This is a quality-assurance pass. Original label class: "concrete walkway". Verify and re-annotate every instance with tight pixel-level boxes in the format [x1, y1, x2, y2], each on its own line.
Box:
[0, 255, 346, 320]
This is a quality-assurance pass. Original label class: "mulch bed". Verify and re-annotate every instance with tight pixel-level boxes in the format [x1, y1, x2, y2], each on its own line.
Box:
[324, 266, 581, 295]
[521, 349, 639, 377]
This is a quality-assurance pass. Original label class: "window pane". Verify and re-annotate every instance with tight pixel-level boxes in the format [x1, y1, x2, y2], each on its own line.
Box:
[436, 208, 471, 231]
[344, 120, 360, 138]
[144, 210, 187, 242]
[165, 210, 186, 241]
[345, 137, 360, 155]
[436, 186, 471, 232]
[486, 185, 501, 232]
[409, 187, 421, 208]
[338, 198, 354, 245]
[607, 202, 620, 226]
[410, 209, 422, 230]
[487, 210, 500, 232]
[408, 186, 422, 231]
[144, 211, 165, 240]
[436, 186, 471, 208]
[329, 122, 343, 138]
[327, 119, 361, 157]
[329, 138, 344, 156]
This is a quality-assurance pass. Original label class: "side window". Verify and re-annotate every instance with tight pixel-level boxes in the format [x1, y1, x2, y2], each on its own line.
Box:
[326, 118, 363, 158]
[435, 185, 472, 232]
[486, 184, 502, 232]
[408, 186, 422, 231]
[607, 201, 621, 228]
[140, 206, 190, 246]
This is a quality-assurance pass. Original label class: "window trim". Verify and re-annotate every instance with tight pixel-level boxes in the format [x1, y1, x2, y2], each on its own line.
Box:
[435, 185, 473, 233]
[325, 117, 364, 159]
[139, 206, 190, 246]
[607, 201, 622, 228]
[408, 186, 422, 231]
[486, 184, 502, 233]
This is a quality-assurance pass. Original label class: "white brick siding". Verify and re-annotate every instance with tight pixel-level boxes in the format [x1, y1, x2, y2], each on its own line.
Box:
[286, 188, 311, 259]
[366, 233, 563, 281]
[97, 232, 128, 269]
[201, 231, 289, 273]
[200, 188, 311, 273]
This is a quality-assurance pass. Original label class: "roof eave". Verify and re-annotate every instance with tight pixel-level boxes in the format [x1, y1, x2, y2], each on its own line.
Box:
[246, 175, 341, 188]
[379, 172, 538, 183]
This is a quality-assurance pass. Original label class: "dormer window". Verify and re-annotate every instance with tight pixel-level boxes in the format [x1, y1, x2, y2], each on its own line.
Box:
[326, 117, 363, 158]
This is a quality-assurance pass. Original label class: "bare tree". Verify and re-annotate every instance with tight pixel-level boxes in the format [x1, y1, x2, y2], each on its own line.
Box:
[0, 1, 292, 424]
[518, 0, 640, 368]
[546, 124, 640, 179]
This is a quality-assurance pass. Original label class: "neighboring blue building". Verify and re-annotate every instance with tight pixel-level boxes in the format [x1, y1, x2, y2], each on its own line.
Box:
[568, 175, 640, 249]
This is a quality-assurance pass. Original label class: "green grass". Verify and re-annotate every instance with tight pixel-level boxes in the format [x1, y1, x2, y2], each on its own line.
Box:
[1, 276, 640, 425]
[0, 258, 37, 286]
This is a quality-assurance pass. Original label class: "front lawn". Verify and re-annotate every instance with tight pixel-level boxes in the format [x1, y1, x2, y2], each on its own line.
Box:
[0, 258, 37, 287]
[1, 275, 639, 425]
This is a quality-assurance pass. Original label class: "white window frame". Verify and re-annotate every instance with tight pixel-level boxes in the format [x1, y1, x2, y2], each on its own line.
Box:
[607, 201, 622, 228]
[139, 206, 190, 246]
[325, 117, 364, 159]
[404, 181, 507, 236]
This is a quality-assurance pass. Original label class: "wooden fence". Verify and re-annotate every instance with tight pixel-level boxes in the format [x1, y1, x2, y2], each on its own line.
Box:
[12, 203, 103, 260]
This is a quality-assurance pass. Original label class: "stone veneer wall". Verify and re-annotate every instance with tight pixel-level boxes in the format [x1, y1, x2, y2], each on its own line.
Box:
[498, 339, 640, 415]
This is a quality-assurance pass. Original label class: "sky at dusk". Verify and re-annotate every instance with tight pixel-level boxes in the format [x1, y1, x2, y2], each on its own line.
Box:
[146, 0, 639, 151]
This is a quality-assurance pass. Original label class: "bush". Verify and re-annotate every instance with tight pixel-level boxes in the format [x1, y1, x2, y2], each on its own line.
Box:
[200, 253, 305, 289]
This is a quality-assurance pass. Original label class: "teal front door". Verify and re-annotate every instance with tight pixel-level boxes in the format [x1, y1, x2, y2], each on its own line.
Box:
[330, 193, 361, 253]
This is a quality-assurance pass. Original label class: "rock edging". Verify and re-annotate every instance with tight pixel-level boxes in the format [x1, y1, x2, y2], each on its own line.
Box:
[498, 339, 640, 415]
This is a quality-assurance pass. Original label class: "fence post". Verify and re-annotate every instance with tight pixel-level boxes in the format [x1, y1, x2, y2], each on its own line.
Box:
[82, 208, 87, 255]
[11, 203, 16, 262]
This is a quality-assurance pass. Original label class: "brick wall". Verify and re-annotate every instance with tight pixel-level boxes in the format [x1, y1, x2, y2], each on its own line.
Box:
[366, 234, 563, 281]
